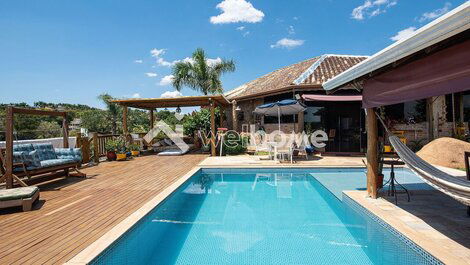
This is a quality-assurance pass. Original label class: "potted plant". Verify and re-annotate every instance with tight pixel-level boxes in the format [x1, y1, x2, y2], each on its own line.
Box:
[105, 139, 118, 161]
[115, 138, 128, 161]
[129, 143, 141, 157]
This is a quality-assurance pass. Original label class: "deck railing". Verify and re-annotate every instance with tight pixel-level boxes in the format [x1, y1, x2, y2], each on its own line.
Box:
[76, 133, 120, 163]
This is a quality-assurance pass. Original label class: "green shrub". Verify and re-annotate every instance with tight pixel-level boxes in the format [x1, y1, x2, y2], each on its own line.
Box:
[222, 132, 248, 155]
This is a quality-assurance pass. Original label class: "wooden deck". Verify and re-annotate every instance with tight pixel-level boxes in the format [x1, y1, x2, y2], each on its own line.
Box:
[0, 154, 207, 264]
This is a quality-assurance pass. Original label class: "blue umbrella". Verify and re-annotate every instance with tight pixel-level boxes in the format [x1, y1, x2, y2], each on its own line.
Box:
[253, 99, 306, 132]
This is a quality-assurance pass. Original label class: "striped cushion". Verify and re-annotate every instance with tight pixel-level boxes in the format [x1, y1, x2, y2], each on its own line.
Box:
[54, 148, 82, 162]
[32, 143, 57, 161]
[12, 151, 27, 164]
[24, 150, 41, 168]
[13, 144, 34, 153]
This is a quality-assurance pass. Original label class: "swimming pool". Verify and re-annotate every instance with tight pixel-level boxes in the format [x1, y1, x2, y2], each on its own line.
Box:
[91, 168, 439, 265]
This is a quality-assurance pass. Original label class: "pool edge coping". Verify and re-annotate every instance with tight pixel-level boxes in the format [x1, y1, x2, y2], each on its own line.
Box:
[64, 166, 202, 265]
[343, 190, 469, 265]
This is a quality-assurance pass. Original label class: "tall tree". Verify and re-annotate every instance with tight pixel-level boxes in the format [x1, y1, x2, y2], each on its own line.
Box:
[172, 48, 235, 95]
[98, 93, 119, 134]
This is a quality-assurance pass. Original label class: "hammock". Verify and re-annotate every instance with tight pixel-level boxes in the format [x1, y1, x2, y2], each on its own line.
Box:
[375, 109, 470, 206]
[389, 135, 470, 206]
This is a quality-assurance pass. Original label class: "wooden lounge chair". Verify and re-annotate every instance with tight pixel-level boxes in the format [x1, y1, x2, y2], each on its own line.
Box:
[0, 186, 39, 211]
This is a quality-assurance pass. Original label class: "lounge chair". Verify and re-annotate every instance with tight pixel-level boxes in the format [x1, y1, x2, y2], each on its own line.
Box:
[0, 186, 39, 211]
[156, 145, 194, 156]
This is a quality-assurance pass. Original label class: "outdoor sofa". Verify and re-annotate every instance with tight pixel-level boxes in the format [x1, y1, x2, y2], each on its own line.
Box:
[10, 143, 84, 178]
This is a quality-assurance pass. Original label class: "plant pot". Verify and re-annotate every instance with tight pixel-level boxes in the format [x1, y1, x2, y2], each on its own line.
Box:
[384, 145, 392, 153]
[131, 150, 140, 156]
[106, 151, 117, 161]
[378, 173, 384, 189]
[116, 153, 127, 161]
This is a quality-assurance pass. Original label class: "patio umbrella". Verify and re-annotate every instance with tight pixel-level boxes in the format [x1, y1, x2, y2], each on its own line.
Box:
[253, 99, 306, 132]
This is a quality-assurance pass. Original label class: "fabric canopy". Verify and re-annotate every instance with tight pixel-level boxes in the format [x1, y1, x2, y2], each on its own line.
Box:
[253, 99, 306, 132]
[363, 39, 470, 108]
[302, 94, 362, 102]
[253, 99, 306, 116]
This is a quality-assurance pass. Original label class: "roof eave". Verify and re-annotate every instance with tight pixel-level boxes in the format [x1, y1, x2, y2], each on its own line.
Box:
[322, 2, 470, 91]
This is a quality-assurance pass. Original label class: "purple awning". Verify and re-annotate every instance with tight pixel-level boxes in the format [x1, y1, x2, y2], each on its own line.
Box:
[302, 94, 362, 102]
[363, 39, 470, 108]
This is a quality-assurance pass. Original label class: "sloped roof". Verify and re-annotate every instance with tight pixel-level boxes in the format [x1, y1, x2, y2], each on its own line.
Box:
[226, 54, 368, 100]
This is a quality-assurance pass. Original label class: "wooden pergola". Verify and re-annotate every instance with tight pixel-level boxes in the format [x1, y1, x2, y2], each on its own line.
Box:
[111, 95, 232, 156]
[2, 107, 69, 188]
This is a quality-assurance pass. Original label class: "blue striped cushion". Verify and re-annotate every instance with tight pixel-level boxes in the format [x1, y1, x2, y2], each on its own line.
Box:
[24, 150, 41, 168]
[13, 144, 34, 153]
[12, 151, 27, 164]
[54, 148, 82, 162]
[32, 143, 57, 161]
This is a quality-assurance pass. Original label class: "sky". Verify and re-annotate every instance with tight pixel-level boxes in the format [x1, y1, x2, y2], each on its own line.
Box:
[0, 0, 466, 110]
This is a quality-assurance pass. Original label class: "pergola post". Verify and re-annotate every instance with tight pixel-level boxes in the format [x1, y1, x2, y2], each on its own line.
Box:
[366, 108, 379, 198]
[150, 109, 155, 129]
[220, 107, 225, 128]
[232, 100, 238, 131]
[210, 101, 216, 156]
[5, 107, 14, 189]
[62, 113, 69, 148]
[123, 106, 128, 136]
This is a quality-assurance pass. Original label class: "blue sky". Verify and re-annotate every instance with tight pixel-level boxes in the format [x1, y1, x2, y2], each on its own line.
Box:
[0, 0, 466, 109]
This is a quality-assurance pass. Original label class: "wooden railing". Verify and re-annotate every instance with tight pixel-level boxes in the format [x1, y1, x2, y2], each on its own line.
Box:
[76, 133, 120, 164]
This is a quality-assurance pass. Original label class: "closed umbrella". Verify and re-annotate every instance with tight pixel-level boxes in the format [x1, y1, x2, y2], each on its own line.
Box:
[253, 99, 306, 132]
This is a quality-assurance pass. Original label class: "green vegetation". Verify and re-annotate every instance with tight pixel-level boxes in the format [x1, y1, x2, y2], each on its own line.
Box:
[182, 108, 222, 137]
[0, 96, 180, 141]
[172, 48, 235, 95]
[223, 131, 248, 155]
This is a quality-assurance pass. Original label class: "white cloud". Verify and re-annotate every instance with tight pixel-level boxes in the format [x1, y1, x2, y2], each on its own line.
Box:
[145, 72, 157, 77]
[159, 75, 175, 86]
[131, 93, 141, 98]
[210, 0, 264, 24]
[236, 26, 245, 31]
[160, 90, 182, 98]
[150, 48, 165, 57]
[206, 57, 223, 67]
[351, 0, 397, 20]
[172, 57, 223, 67]
[293, 16, 299, 20]
[134, 59, 143, 64]
[157, 57, 176, 67]
[242, 31, 250, 37]
[270, 38, 304, 49]
[390, 27, 417, 42]
[288, 25, 295, 35]
[418, 2, 451, 22]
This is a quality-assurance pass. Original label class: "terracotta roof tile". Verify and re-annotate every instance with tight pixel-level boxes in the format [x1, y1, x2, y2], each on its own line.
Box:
[226, 55, 368, 100]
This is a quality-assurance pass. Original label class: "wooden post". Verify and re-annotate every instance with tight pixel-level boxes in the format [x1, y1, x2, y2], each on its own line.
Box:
[210, 101, 216, 156]
[366, 108, 379, 199]
[123, 106, 128, 136]
[62, 113, 69, 148]
[5, 107, 14, 189]
[220, 106, 225, 128]
[232, 100, 238, 131]
[76, 133, 82, 148]
[93, 132, 99, 164]
[150, 109, 155, 129]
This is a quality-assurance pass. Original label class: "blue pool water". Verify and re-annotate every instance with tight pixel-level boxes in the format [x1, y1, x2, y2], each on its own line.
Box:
[92, 168, 437, 265]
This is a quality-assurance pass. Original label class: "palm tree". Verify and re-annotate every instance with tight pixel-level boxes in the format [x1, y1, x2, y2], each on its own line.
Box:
[172, 48, 235, 95]
[98, 93, 119, 134]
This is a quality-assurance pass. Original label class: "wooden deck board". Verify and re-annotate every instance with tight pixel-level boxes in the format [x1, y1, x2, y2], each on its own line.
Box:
[0, 154, 206, 264]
